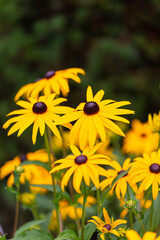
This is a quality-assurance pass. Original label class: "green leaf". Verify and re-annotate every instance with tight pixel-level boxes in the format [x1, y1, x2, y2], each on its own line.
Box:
[15, 219, 46, 236]
[9, 229, 53, 240]
[20, 160, 50, 171]
[83, 222, 96, 240]
[30, 184, 61, 192]
[30, 184, 53, 192]
[54, 229, 79, 240]
[0, 236, 7, 240]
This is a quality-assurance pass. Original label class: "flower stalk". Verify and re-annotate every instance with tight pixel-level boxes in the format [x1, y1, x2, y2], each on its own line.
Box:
[81, 180, 87, 240]
[44, 130, 61, 234]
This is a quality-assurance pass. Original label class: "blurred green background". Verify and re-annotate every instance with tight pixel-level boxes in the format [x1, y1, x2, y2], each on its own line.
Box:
[0, 0, 160, 236]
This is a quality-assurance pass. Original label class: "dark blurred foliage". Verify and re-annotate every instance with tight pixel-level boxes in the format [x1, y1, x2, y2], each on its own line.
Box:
[0, 0, 160, 235]
[1, 0, 160, 160]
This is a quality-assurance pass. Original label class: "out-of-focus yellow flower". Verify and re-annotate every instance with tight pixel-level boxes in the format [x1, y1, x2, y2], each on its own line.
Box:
[49, 196, 96, 231]
[77, 195, 96, 207]
[148, 112, 160, 133]
[136, 192, 152, 209]
[52, 131, 70, 152]
[0, 150, 53, 194]
[19, 192, 36, 205]
[122, 119, 159, 156]
[126, 230, 160, 240]
[14, 68, 85, 101]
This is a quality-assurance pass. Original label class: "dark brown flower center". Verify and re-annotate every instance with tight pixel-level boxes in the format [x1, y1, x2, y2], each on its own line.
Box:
[118, 170, 128, 177]
[74, 155, 87, 165]
[83, 101, 99, 115]
[103, 224, 111, 231]
[32, 102, 47, 114]
[141, 133, 146, 138]
[19, 154, 27, 162]
[44, 70, 55, 79]
[149, 163, 160, 173]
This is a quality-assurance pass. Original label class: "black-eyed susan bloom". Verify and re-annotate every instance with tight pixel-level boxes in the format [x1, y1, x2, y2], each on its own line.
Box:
[130, 150, 160, 200]
[126, 230, 160, 240]
[50, 143, 111, 193]
[56, 86, 134, 150]
[100, 158, 137, 199]
[3, 94, 73, 144]
[0, 150, 53, 193]
[14, 68, 85, 101]
[148, 112, 160, 133]
[122, 119, 159, 156]
[88, 208, 127, 240]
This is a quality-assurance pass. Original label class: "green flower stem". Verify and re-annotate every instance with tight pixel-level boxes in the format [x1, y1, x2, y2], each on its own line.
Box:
[59, 125, 81, 233]
[81, 180, 87, 240]
[106, 233, 112, 240]
[127, 189, 133, 229]
[59, 125, 67, 157]
[12, 183, 20, 237]
[44, 130, 61, 234]
[96, 188, 101, 215]
[31, 205, 40, 220]
[150, 197, 154, 231]
[131, 208, 145, 233]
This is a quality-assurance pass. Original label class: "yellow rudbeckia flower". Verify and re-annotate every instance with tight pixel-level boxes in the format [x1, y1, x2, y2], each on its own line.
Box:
[122, 119, 159, 156]
[56, 85, 134, 150]
[130, 150, 160, 200]
[0, 150, 53, 193]
[148, 112, 160, 133]
[14, 68, 85, 101]
[50, 143, 111, 193]
[88, 208, 127, 240]
[126, 230, 160, 240]
[100, 158, 137, 199]
[3, 94, 73, 144]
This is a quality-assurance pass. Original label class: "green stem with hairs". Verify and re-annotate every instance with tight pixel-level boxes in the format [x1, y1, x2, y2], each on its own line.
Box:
[150, 197, 154, 231]
[81, 180, 87, 240]
[127, 189, 133, 229]
[131, 208, 145, 233]
[12, 183, 20, 237]
[44, 130, 61, 234]
[97, 188, 101, 215]
[60, 125, 80, 233]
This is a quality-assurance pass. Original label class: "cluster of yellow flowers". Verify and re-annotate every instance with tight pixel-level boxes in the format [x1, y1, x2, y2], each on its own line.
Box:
[1, 67, 160, 240]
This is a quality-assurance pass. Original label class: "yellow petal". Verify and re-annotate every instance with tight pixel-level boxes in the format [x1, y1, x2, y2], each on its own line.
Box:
[86, 86, 93, 102]
[70, 145, 81, 156]
[73, 167, 83, 193]
[126, 230, 141, 240]
[32, 120, 39, 144]
[93, 115, 106, 142]
[44, 114, 61, 139]
[143, 232, 157, 240]
[61, 165, 77, 191]
[111, 219, 127, 228]
[88, 116, 97, 147]
[93, 90, 104, 102]
[69, 115, 86, 144]
[103, 208, 111, 224]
